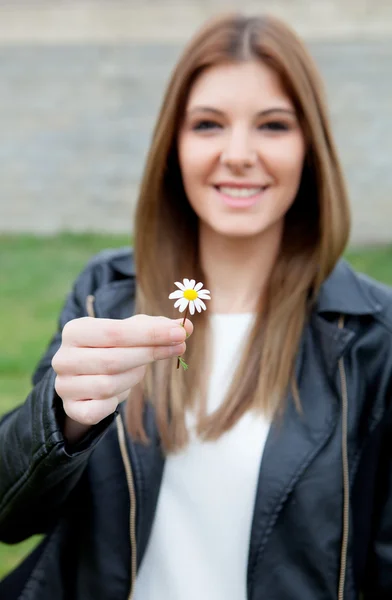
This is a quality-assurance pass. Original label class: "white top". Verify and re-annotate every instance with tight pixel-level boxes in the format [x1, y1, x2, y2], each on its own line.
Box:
[133, 313, 270, 600]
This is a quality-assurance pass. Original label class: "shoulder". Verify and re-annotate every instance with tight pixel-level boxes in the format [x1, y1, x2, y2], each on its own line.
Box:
[72, 247, 135, 293]
[62, 247, 137, 321]
[81, 247, 135, 279]
[317, 261, 392, 418]
[355, 270, 392, 333]
[317, 258, 392, 333]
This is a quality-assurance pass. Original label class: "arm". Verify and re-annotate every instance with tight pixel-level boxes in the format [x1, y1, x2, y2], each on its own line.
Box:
[362, 360, 392, 598]
[0, 253, 190, 544]
[0, 258, 115, 543]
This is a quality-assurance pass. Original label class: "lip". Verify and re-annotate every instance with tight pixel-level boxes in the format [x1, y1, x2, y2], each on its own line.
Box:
[213, 184, 268, 208]
[214, 182, 268, 188]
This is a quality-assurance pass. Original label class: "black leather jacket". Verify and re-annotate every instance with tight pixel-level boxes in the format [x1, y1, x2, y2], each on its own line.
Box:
[1, 248, 392, 600]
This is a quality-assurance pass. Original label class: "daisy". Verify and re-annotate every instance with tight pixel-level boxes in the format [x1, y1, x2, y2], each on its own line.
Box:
[169, 278, 211, 316]
[169, 278, 211, 370]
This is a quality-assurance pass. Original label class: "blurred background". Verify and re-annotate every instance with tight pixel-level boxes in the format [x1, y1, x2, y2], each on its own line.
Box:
[1, 0, 392, 581]
[0, 0, 392, 241]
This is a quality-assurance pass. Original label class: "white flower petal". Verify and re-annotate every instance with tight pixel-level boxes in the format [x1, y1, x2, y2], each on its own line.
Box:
[194, 299, 202, 313]
[174, 281, 185, 290]
[189, 301, 195, 315]
[194, 282, 204, 291]
[197, 291, 211, 300]
[174, 298, 185, 309]
[194, 298, 207, 312]
[169, 290, 184, 299]
[178, 298, 189, 313]
[183, 278, 191, 287]
[188, 279, 196, 289]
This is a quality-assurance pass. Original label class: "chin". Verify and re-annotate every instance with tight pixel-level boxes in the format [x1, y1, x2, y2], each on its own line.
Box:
[206, 211, 284, 240]
[214, 225, 268, 239]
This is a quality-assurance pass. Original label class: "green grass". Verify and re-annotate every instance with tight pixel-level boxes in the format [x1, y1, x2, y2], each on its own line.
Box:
[0, 234, 391, 580]
[0, 233, 130, 579]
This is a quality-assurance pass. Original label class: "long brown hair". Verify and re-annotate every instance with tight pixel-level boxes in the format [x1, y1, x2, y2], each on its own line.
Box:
[127, 13, 350, 452]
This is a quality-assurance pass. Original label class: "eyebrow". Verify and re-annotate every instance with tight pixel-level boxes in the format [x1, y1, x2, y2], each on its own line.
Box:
[186, 106, 296, 118]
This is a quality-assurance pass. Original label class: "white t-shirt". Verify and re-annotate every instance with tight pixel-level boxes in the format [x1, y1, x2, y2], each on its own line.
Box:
[133, 313, 270, 599]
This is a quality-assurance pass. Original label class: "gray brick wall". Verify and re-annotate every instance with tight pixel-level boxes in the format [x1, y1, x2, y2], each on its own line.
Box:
[0, 2, 391, 245]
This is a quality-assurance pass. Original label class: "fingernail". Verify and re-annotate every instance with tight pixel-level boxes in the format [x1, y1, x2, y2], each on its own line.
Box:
[170, 327, 186, 343]
[170, 343, 185, 356]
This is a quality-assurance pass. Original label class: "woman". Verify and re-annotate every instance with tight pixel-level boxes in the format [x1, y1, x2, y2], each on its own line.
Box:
[1, 12, 391, 600]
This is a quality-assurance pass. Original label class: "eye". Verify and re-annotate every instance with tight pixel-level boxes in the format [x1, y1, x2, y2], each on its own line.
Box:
[192, 120, 222, 131]
[259, 121, 290, 132]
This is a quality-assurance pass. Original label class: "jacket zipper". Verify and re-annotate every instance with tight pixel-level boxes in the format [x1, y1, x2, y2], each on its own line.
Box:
[116, 413, 138, 600]
[338, 315, 349, 600]
[86, 295, 138, 599]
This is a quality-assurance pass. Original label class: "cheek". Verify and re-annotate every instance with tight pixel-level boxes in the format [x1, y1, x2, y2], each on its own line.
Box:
[178, 136, 218, 187]
[263, 137, 305, 183]
[177, 139, 206, 216]
[178, 139, 198, 182]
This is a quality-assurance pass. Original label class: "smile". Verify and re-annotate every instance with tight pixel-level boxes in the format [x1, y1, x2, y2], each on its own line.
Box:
[217, 186, 264, 198]
[213, 185, 269, 208]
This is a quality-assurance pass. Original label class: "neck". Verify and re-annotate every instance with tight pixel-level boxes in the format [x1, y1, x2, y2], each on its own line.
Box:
[199, 223, 283, 314]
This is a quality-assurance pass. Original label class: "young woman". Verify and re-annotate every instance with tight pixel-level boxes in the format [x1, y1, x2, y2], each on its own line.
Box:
[1, 12, 391, 600]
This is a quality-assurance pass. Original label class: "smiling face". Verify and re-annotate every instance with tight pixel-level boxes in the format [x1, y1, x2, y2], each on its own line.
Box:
[177, 60, 306, 242]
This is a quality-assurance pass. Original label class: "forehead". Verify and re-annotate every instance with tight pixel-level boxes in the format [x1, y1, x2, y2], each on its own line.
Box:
[186, 60, 293, 111]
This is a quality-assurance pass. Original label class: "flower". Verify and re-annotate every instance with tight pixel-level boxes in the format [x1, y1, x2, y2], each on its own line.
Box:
[169, 278, 211, 315]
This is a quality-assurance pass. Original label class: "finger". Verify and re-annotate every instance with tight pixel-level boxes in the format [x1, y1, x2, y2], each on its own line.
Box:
[62, 315, 193, 348]
[53, 342, 186, 376]
[173, 318, 194, 337]
[56, 365, 148, 403]
[63, 397, 120, 426]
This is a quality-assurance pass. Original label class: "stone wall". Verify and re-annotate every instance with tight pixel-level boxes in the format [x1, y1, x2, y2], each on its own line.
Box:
[0, 1, 391, 245]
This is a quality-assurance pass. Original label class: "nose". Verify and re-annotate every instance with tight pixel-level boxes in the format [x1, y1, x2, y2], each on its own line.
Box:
[220, 129, 257, 171]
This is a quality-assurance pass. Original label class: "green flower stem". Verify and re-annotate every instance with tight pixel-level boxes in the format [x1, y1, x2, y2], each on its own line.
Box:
[179, 322, 190, 338]
[178, 356, 189, 371]
[177, 305, 189, 370]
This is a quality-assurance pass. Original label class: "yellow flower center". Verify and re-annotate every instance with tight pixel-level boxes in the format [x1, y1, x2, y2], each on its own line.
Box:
[184, 289, 198, 301]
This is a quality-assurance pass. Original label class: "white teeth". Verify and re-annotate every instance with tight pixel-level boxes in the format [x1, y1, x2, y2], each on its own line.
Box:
[218, 186, 263, 198]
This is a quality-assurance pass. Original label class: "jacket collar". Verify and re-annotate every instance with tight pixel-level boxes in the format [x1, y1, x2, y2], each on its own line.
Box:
[315, 259, 382, 316]
[113, 250, 381, 317]
[111, 247, 136, 277]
